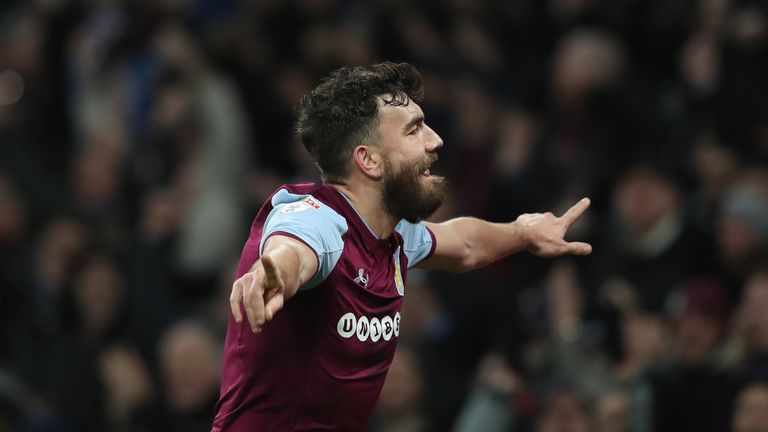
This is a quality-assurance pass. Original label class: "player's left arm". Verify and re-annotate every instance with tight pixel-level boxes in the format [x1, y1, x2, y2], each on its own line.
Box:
[418, 198, 592, 272]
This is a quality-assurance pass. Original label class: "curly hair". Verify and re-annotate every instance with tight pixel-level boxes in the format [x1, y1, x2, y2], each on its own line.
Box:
[296, 62, 424, 182]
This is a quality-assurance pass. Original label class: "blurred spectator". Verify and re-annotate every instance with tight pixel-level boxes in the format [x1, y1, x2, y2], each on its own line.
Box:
[370, 346, 427, 432]
[732, 382, 768, 432]
[67, 253, 128, 344]
[543, 28, 634, 195]
[70, 139, 129, 247]
[614, 311, 669, 384]
[536, 381, 593, 432]
[543, 261, 615, 395]
[20, 217, 91, 365]
[39, 253, 130, 431]
[158, 319, 221, 432]
[593, 387, 634, 432]
[716, 169, 768, 289]
[666, 278, 731, 366]
[487, 109, 545, 218]
[649, 278, 737, 432]
[594, 165, 717, 312]
[688, 129, 739, 230]
[150, 23, 252, 291]
[33, 218, 90, 303]
[723, 265, 768, 379]
[125, 188, 183, 359]
[452, 353, 521, 432]
[99, 344, 161, 431]
[397, 270, 483, 431]
[445, 79, 497, 217]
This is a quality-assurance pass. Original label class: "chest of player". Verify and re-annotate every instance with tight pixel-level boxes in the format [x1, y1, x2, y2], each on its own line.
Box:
[318, 234, 408, 358]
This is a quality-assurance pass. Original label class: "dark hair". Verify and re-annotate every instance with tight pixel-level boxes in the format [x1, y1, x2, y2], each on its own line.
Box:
[296, 62, 424, 181]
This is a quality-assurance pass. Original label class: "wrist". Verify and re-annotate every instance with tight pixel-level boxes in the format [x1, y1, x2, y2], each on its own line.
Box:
[509, 220, 532, 251]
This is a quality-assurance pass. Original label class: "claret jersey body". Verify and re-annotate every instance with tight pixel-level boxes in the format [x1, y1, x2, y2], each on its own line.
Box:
[212, 183, 435, 431]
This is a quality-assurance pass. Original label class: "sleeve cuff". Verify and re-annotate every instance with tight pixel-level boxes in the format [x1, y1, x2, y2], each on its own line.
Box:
[262, 231, 321, 275]
[424, 225, 437, 260]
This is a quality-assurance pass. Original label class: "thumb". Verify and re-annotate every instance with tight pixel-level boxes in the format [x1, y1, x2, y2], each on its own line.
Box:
[565, 242, 592, 255]
[265, 294, 285, 321]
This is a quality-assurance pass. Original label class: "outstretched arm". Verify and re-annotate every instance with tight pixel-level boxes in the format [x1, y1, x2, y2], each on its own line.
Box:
[230, 235, 318, 332]
[418, 198, 592, 272]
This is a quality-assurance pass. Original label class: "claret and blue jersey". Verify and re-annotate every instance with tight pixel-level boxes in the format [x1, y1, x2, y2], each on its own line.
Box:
[212, 182, 436, 431]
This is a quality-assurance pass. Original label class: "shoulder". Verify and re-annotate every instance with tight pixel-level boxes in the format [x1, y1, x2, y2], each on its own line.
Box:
[266, 187, 349, 237]
[269, 182, 324, 207]
[394, 219, 431, 240]
[394, 219, 436, 267]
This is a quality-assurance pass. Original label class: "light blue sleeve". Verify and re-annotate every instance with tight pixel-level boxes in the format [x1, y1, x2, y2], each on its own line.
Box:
[260, 191, 347, 290]
[395, 220, 436, 268]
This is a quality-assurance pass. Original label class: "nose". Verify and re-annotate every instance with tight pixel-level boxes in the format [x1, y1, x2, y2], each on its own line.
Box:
[425, 124, 443, 153]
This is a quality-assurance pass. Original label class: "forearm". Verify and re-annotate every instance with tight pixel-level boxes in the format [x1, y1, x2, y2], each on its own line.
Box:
[256, 239, 316, 300]
[432, 217, 529, 271]
[422, 198, 591, 272]
[233, 235, 318, 331]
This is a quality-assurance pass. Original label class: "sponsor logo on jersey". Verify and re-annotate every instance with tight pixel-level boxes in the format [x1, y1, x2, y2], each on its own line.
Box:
[337, 312, 400, 342]
[353, 268, 369, 288]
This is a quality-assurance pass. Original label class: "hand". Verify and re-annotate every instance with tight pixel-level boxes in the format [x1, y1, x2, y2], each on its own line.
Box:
[516, 198, 592, 257]
[230, 254, 286, 332]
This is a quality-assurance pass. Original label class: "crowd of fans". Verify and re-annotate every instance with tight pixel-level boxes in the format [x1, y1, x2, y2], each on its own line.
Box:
[0, 0, 767, 431]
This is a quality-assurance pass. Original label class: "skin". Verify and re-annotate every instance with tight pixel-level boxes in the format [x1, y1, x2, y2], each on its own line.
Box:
[733, 384, 768, 432]
[230, 97, 592, 332]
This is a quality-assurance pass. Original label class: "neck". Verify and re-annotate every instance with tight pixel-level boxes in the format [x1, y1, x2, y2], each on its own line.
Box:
[329, 180, 398, 239]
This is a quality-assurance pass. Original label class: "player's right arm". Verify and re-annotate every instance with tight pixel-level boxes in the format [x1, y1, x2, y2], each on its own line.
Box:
[230, 235, 318, 333]
[229, 191, 347, 332]
[419, 198, 592, 272]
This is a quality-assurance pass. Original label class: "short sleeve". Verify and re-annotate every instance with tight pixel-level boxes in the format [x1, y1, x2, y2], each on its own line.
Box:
[261, 192, 347, 290]
[395, 220, 436, 268]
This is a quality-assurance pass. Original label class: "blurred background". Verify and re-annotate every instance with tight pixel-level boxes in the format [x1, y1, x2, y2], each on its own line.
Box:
[0, 0, 767, 431]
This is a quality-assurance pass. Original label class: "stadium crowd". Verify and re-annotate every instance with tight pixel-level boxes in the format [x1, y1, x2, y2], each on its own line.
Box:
[0, 0, 767, 431]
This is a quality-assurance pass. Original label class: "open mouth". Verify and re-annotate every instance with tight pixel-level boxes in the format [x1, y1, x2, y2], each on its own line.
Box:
[421, 160, 436, 177]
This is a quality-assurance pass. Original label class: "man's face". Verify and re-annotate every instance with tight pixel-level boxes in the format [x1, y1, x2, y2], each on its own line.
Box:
[733, 385, 768, 432]
[376, 98, 446, 223]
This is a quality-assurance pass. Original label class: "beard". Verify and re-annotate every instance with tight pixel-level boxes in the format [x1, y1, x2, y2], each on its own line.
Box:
[382, 157, 447, 223]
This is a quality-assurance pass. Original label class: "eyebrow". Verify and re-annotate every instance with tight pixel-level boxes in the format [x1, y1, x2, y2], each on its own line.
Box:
[402, 114, 424, 133]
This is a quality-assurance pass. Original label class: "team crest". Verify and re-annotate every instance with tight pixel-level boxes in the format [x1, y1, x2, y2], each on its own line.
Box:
[393, 246, 404, 296]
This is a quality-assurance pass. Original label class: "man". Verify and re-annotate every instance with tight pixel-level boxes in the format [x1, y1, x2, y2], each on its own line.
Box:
[732, 382, 768, 432]
[212, 62, 592, 431]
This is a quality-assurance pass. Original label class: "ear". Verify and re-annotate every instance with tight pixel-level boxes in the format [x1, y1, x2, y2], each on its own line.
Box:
[351, 145, 384, 179]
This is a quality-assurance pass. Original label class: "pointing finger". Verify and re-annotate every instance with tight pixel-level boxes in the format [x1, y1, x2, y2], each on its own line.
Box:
[261, 254, 282, 288]
[560, 198, 591, 227]
[229, 279, 243, 322]
[243, 273, 266, 332]
[241, 274, 257, 331]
